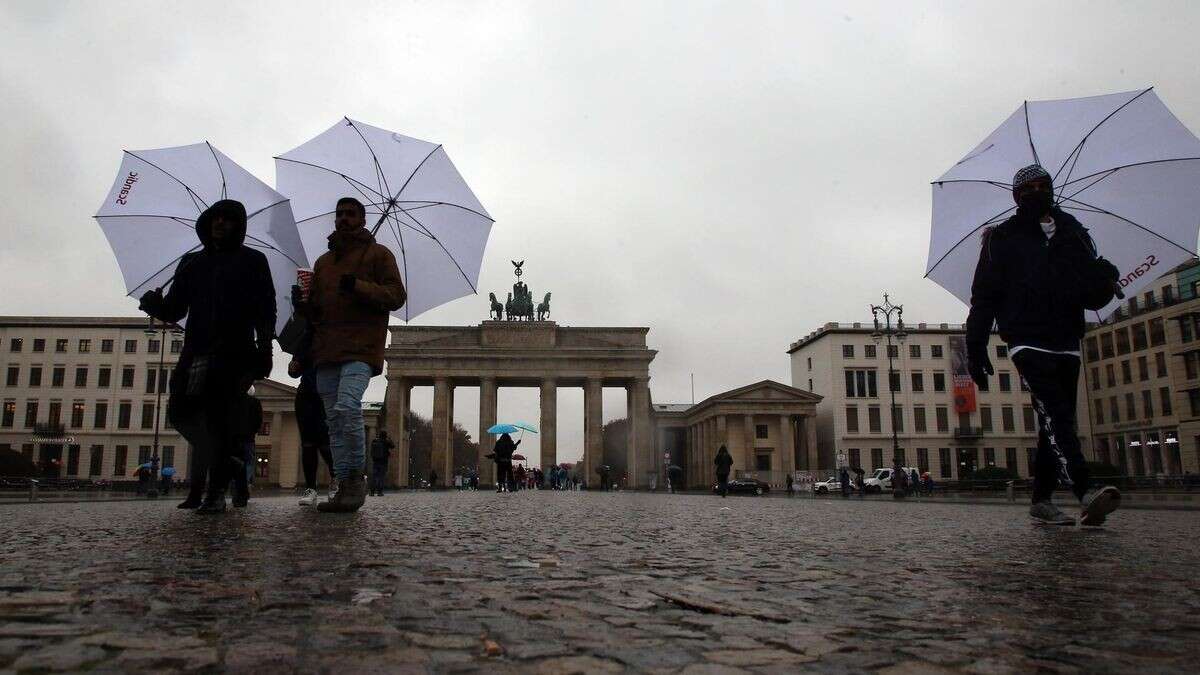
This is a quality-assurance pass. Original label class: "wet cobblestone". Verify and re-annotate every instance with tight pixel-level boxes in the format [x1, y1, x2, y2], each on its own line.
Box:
[1, 492, 1198, 673]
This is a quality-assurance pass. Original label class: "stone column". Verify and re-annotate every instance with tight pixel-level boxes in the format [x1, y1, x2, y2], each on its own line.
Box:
[478, 377, 497, 487]
[269, 411, 284, 485]
[780, 415, 796, 477]
[540, 379, 557, 473]
[432, 377, 452, 487]
[627, 378, 652, 489]
[744, 414, 755, 471]
[805, 414, 820, 472]
[699, 420, 708, 487]
[384, 376, 408, 488]
[584, 379, 602, 488]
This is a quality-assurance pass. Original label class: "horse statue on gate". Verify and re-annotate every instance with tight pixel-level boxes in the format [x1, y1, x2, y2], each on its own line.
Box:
[537, 292, 551, 321]
[488, 293, 504, 320]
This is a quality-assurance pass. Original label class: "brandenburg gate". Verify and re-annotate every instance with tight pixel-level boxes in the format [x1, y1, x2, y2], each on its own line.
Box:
[381, 321, 656, 488]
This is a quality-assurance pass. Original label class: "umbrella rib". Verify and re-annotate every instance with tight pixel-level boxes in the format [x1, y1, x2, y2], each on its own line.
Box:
[128, 244, 204, 297]
[1057, 157, 1200, 191]
[246, 198, 291, 220]
[1052, 87, 1154, 187]
[397, 204, 478, 294]
[242, 233, 305, 267]
[344, 118, 394, 206]
[274, 157, 385, 201]
[205, 141, 228, 201]
[386, 145, 444, 209]
[94, 214, 197, 223]
[382, 211, 411, 323]
[125, 150, 210, 214]
[930, 179, 1012, 189]
[1056, 194, 1197, 258]
[295, 202, 389, 225]
[923, 206, 1016, 278]
[396, 200, 494, 222]
[1022, 101, 1042, 167]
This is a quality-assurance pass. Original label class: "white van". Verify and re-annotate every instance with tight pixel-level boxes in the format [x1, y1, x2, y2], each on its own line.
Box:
[863, 467, 920, 493]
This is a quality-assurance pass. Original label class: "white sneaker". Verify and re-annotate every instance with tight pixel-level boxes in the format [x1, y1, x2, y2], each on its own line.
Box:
[298, 488, 318, 506]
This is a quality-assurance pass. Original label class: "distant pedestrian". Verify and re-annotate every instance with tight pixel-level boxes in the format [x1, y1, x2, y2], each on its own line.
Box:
[369, 430, 394, 496]
[493, 433, 518, 492]
[839, 467, 850, 498]
[892, 461, 908, 500]
[668, 465, 682, 493]
[909, 468, 920, 497]
[786, 474, 795, 497]
[714, 445, 733, 497]
[428, 469, 438, 489]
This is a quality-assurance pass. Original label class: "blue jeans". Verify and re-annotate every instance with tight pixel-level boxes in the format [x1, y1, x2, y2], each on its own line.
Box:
[316, 361, 372, 480]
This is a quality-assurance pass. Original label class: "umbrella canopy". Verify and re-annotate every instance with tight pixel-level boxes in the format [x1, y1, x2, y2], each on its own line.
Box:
[161, 466, 176, 477]
[487, 424, 519, 434]
[511, 422, 538, 433]
[511, 454, 526, 462]
[95, 142, 308, 335]
[927, 88, 1200, 319]
[275, 118, 494, 321]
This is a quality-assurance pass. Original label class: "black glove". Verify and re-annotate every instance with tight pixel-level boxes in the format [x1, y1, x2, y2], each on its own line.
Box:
[138, 289, 163, 316]
[339, 274, 356, 293]
[254, 347, 274, 380]
[291, 284, 307, 310]
[967, 348, 994, 389]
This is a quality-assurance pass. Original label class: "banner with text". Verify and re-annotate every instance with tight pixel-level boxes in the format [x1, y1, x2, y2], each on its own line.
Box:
[949, 335, 977, 414]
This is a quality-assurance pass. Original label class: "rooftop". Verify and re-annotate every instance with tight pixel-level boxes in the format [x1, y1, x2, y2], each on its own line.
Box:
[787, 321, 976, 354]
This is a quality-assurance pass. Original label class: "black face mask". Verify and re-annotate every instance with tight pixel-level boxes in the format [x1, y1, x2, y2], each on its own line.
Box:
[1017, 190, 1054, 216]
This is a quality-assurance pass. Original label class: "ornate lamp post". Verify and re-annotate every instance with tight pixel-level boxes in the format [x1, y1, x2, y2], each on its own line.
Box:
[871, 294, 906, 466]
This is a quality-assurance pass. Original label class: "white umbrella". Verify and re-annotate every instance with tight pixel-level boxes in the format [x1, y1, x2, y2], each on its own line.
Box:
[927, 87, 1200, 319]
[94, 142, 308, 335]
[275, 118, 494, 321]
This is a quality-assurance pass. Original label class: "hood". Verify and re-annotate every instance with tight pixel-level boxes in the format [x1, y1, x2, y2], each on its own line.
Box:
[195, 199, 248, 250]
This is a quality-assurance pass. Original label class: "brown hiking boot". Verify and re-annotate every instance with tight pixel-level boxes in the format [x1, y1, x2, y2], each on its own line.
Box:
[317, 475, 366, 513]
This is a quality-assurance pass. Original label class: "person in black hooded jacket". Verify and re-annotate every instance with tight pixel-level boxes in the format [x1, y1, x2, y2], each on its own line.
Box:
[138, 199, 276, 514]
[966, 164, 1121, 526]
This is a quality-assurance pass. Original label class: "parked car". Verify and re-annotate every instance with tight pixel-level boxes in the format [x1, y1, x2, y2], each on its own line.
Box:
[863, 467, 921, 493]
[711, 477, 771, 496]
[811, 476, 848, 494]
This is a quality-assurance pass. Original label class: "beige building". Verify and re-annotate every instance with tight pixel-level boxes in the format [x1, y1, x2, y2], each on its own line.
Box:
[788, 322, 1048, 480]
[1079, 260, 1200, 476]
[0, 316, 379, 487]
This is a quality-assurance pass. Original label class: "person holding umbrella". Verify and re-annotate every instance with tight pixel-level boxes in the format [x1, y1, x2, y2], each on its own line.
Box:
[491, 432, 519, 492]
[369, 430, 395, 497]
[966, 165, 1122, 526]
[292, 197, 406, 513]
[139, 199, 276, 514]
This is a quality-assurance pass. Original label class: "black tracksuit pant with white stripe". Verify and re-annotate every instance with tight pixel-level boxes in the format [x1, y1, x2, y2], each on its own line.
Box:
[1013, 350, 1090, 504]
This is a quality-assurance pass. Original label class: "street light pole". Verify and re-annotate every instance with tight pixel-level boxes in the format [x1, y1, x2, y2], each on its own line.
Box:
[144, 319, 179, 499]
[871, 294, 906, 466]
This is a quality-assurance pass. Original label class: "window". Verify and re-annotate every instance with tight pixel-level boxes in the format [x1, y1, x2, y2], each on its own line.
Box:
[909, 344, 921, 358]
[995, 345, 1008, 358]
[935, 406, 949, 432]
[917, 448, 930, 473]
[938, 448, 952, 478]
[864, 345, 877, 358]
[51, 366, 64, 388]
[848, 448, 861, 469]
[1005, 447, 1018, 471]
[886, 344, 899, 359]
[891, 405, 904, 432]
[1086, 337, 1100, 361]
[1121, 360, 1132, 384]
[1, 400, 13, 427]
[70, 401, 84, 428]
[845, 406, 859, 433]
[170, 339, 182, 354]
[1156, 352, 1168, 378]
[66, 445, 80, 476]
[24, 401, 38, 427]
[1105, 364, 1116, 387]
[89, 445, 104, 476]
[980, 406, 993, 431]
[984, 448, 996, 467]
[1182, 318, 1195, 343]
[101, 339, 113, 353]
[755, 424, 768, 439]
[146, 369, 157, 395]
[32, 339, 45, 353]
[162, 445, 175, 470]
[1149, 318, 1165, 346]
[868, 406, 882, 433]
[998, 372, 1011, 392]
[9, 338, 22, 352]
[138, 446, 151, 466]
[910, 373, 924, 392]
[844, 369, 878, 398]
[1125, 392, 1136, 420]
[1115, 328, 1130, 355]
[141, 403, 155, 429]
[1189, 352, 1200, 381]
[1110, 396, 1120, 423]
[1001, 406, 1015, 432]
[977, 371, 990, 391]
[1161, 387, 1173, 417]
[806, 357, 812, 371]
[755, 452, 772, 471]
[893, 447, 906, 466]
[1090, 367, 1101, 391]
[5, 366, 16, 386]
[117, 402, 131, 429]
[871, 448, 884, 470]
[55, 338, 68, 353]
[121, 367, 134, 388]
[1023, 405, 1035, 432]
[148, 339, 160, 354]
[1095, 400, 1105, 425]
[808, 379, 812, 390]
[1100, 332, 1115, 359]
[1143, 390, 1154, 418]
[933, 372, 946, 392]
[124, 339, 137, 354]
[98, 367, 111, 388]
[1137, 356, 1148, 382]
[113, 445, 127, 476]
[931, 345, 943, 358]
[914, 406, 927, 432]
[842, 345, 855, 358]
[1027, 448, 1037, 475]
[93, 401, 107, 429]
[28, 366, 41, 387]
[47, 400, 61, 426]
[889, 371, 901, 392]
[75, 367, 87, 388]
[1131, 323, 1148, 351]
[78, 339, 91, 353]
[1191, 390, 1200, 417]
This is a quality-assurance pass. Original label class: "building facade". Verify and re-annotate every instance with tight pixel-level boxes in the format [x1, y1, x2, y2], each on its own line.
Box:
[0, 316, 379, 486]
[1079, 260, 1200, 476]
[788, 322, 1051, 480]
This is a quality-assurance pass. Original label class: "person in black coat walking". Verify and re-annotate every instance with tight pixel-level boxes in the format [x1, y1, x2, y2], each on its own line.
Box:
[492, 433, 519, 492]
[967, 164, 1121, 526]
[139, 199, 275, 514]
[714, 445, 733, 497]
[369, 430, 394, 496]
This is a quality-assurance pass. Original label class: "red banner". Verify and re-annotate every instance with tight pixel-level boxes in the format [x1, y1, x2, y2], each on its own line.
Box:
[949, 335, 977, 413]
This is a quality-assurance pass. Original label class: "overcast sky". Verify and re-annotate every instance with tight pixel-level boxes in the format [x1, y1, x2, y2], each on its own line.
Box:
[2, 1, 1198, 465]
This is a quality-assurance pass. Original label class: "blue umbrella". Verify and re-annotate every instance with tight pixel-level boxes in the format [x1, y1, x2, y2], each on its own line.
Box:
[488, 424, 520, 434]
[161, 466, 176, 478]
[512, 422, 538, 433]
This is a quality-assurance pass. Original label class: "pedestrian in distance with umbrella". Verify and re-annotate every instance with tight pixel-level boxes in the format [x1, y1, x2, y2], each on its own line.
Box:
[491, 432, 519, 492]
[714, 446, 733, 498]
[292, 197, 406, 513]
[967, 165, 1122, 526]
[139, 199, 276, 514]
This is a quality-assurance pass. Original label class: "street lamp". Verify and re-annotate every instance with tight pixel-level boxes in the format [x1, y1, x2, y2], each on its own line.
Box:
[143, 319, 182, 498]
[871, 293, 906, 468]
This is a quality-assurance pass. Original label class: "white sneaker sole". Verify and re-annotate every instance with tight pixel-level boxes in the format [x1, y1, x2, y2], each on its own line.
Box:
[1081, 489, 1120, 527]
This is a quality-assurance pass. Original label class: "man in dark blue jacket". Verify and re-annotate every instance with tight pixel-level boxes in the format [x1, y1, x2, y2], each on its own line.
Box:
[967, 165, 1121, 526]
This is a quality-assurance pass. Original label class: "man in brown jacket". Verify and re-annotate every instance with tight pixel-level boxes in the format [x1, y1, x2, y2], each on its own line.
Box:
[293, 197, 406, 512]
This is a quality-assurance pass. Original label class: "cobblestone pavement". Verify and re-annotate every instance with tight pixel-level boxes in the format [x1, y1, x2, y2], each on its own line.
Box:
[1, 492, 1198, 674]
